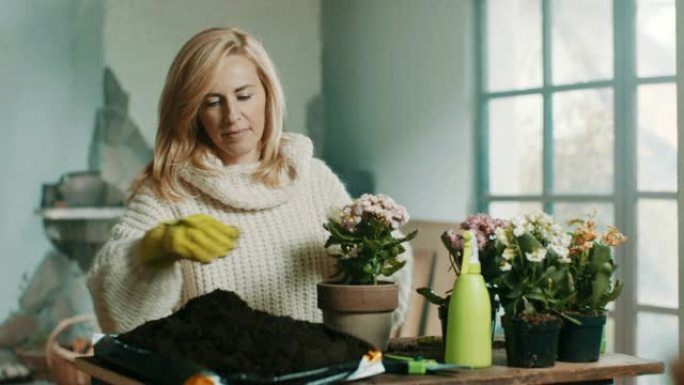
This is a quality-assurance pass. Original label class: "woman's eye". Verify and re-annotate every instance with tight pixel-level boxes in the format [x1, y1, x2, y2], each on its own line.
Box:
[237, 94, 252, 101]
[205, 99, 221, 107]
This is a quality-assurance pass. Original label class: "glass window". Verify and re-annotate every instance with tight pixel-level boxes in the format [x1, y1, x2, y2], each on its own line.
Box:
[636, 0, 675, 77]
[489, 95, 543, 195]
[553, 88, 614, 194]
[637, 83, 677, 192]
[551, 0, 613, 84]
[637, 199, 678, 308]
[489, 201, 544, 219]
[605, 316, 615, 353]
[636, 312, 678, 385]
[553, 203, 614, 229]
[479, 4, 677, 383]
[487, 0, 542, 91]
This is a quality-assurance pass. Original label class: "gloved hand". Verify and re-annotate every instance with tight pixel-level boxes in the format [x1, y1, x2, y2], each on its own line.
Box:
[139, 214, 240, 265]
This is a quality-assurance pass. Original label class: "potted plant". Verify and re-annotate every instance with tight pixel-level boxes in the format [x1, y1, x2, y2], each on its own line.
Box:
[416, 214, 507, 343]
[493, 212, 575, 368]
[317, 193, 417, 349]
[557, 214, 627, 362]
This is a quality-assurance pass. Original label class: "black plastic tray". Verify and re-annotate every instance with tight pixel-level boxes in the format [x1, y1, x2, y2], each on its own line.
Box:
[94, 336, 363, 385]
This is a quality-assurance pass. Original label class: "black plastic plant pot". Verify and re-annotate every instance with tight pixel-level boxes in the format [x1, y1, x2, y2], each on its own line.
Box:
[438, 305, 449, 343]
[557, 314, 607, 362]
[502, 316, 561, 368]
[438, 304, 449, 355]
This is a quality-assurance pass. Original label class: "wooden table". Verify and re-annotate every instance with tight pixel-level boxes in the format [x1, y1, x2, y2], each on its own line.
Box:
[73, 337, 664, 385]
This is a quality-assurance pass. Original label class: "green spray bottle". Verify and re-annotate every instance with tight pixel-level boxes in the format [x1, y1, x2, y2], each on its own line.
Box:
[444, 230, 492, 367]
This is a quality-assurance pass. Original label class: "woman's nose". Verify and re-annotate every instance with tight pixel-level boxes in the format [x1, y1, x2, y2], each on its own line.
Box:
[226, 101, 240, 124]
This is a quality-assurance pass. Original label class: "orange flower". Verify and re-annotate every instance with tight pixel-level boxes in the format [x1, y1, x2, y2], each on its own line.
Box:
[602, 225, 627, 247]
[570, 218, 598, 246]
[569, 242, 593, 256]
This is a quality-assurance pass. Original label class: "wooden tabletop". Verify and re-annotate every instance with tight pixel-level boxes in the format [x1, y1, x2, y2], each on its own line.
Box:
[74, 337, 664, 385]
[372, 337, 665, 385]
[356, 353, 663, 385]
[75, 357, 144, 385]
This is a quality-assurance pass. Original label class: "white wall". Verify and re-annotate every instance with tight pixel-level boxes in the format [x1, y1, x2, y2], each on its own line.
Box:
[103, 0, 323, 146]
[0, 0, 104, 318]
[321, 0, 476, 221]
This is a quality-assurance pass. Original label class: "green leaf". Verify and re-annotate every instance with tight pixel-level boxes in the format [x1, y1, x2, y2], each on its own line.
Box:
[324, 221, 358, 242]
[516, 232, 544, 253]
[401, 229, 419, 242]
[602, 280, 623, 304]
[523, 298, 537, 315]
[525, 293, 548, 304]
[416, 287, 448, 306]
[590, 243, 612, 267]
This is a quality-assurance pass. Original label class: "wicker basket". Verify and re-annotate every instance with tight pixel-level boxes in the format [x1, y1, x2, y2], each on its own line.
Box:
[46, 314, 97, 385]
[14, 347, 49, 380]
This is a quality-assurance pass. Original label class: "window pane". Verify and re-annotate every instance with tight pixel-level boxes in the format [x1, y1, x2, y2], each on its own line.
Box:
[487, 0, 542, 91]
[489, 95, 543, 195]
[604, 316, 615, 353]
[637, 199, 678, 308]
[551, 0, 613, 84]
[553, 89, 614, 194]
[489, 202, 544, 219]
[553, 203, 614, 229]
[636, 312, 678, 385]
[637, 0, 675, 77]
[637, 83, 677, 192]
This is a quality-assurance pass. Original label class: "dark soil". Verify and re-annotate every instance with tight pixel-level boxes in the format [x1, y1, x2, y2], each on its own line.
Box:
[516, 313, 559, 324]
[116, 290, 373, 377]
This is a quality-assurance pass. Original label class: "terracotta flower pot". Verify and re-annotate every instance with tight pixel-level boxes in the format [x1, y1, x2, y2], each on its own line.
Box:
[317, 281, 398, 349]
[557, 314, 606, 362]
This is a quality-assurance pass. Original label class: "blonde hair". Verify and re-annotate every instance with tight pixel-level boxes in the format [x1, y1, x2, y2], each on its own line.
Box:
[130, 27, 295, 202]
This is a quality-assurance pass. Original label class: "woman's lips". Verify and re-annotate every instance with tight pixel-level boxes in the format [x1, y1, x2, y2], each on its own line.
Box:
[222, 128, 249, 136]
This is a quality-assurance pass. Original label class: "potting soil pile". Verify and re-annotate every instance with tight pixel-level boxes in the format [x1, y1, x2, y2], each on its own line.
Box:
[116, 289, 373, 377]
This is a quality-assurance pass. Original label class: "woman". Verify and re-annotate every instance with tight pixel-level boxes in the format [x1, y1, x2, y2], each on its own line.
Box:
[87, 27, 412, 334]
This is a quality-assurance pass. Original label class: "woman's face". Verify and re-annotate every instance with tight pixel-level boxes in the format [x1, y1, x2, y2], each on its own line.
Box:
[198, 54, 267, 165]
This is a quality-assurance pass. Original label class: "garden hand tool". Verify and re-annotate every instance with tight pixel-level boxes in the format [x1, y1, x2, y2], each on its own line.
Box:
[140, 214, 239, 264]
[383, 354, 469, 374]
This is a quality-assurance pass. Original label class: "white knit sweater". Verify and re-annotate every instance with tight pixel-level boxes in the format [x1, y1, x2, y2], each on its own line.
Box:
[87, 133, 413, 334]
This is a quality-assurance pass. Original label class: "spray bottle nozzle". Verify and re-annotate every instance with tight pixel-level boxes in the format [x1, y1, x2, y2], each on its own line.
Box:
[460, 230, 480, 275]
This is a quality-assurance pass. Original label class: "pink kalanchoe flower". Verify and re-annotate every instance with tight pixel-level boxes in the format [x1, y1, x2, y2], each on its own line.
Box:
[441, 213, 508, 276]
[456, 213, 509, 251]
[442, 228, 463, 251]
[339, 193, 409, 232]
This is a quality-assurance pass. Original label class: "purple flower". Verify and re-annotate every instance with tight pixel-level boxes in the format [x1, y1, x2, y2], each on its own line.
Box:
[442, 214, 508, 255]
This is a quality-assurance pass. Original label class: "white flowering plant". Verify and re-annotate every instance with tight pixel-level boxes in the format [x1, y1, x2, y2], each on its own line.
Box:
[323, 194, 417, 285]
[566, 214, 627, 315]
[493, 212, 575, 320]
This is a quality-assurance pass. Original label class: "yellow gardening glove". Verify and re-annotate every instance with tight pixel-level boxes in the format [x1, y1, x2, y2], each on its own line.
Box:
[139, 214, 240, 265]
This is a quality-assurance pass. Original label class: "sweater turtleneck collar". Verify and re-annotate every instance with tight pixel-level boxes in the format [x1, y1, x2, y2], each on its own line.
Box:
[179, 132, 313, 211]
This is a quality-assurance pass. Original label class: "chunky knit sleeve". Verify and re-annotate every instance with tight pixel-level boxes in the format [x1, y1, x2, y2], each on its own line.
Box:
[385, 238, 413, 330]
[312, 159, 352, 210]
[87, 187, 182, 334]
[310, 160, 413, 330]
